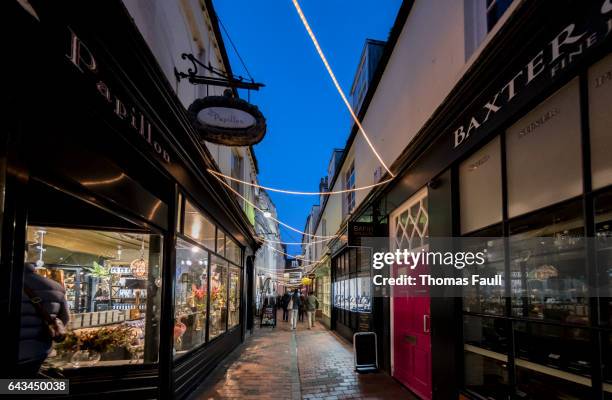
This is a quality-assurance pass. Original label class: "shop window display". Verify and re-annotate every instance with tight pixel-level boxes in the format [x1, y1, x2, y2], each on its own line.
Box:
[173, 238, 208, 358]
[228, 266, 240, 329]
[514, 321, 591, 378]
[25, 226, 162, 369]
[462, 229, 506, 315]
[208, 255, 228, 339]
[595, 189, 612, 326]
[509, 201, 588, 324]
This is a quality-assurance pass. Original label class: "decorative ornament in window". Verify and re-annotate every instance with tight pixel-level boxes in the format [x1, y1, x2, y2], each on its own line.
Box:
[130, 239, 148, 278]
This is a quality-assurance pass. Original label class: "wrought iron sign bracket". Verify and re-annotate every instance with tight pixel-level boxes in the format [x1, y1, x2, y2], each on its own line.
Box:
[174, 53, 264, 91]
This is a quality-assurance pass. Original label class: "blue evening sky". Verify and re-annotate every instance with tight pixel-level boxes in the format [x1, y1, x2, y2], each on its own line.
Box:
[214, 1, 402, 255]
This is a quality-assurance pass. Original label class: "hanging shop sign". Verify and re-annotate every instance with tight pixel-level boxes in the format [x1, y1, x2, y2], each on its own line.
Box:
[188, 93, 267, 146]
[451, 0, 612, 149]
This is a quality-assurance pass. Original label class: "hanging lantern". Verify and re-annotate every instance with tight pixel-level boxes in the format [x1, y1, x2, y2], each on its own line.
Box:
[130, 238, 148, 278]
[301, 277, 312, 286]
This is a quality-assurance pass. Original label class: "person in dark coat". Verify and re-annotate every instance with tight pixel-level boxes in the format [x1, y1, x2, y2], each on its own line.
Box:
[298, 292, 306, 322]
[289, 289, 301, 330]
[281, 290, 290, 322]
[17, 263, 70, 377]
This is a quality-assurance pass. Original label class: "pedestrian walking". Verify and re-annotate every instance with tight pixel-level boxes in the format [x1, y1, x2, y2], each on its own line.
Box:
[289, 289, 301, 330]
[298, 292, 306, 322]
[306, 291, 319, 329]
[281, 290, 290, 322]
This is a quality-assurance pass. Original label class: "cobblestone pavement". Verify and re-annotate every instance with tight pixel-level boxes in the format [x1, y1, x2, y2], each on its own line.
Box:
[190, 311, 417, 400]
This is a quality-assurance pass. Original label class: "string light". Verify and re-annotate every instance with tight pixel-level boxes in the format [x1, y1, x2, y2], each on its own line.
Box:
[257, 236, 335, 245]
[258, 240, 320, 263]
[208, 169, 393, 196]
[290, 0, 395, 178]
[213, 174, 336, 239]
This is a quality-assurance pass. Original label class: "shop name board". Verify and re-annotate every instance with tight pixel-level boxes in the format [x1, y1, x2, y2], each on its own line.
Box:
[188, 95, 267, 146]
[65, 28, 171, 163]
[452, 1, 612, 149]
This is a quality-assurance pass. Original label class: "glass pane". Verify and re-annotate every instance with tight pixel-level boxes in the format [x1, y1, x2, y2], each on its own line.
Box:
[208, 255, 228, 339]
[184, 200, 215, 250]
[173, 238, 208, 358]
[349, 278, 356, 311]
[463, 229, 506, 315]
[514, 321, 591, 377]
[460, 136, 503, 234]
[509, 201, 588, 324]
[464, 351, 509, 399]
[595, 189, 612, 326]
[24, 227, 162, 369]
[356, 275, 371, 312]
[589, 53, 612, 190]
[463, 315, 508, 354]
[216, 230, 226, 257]
[515, 365, 592, 399]
[225, 238, 241, 265]
[506, 78, 582, 218]
[604, 333, 612, 390]
[228, 266, 241, 329]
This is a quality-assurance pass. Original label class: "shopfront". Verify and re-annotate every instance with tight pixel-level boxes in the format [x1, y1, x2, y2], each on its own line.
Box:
[314, 257, 332, 329]
[3, 2, 257, 399]
[330, 223, 376, 342]
[349, 1, 612, 399]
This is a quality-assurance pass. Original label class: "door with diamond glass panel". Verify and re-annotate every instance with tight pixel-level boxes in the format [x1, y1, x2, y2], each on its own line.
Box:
[389, 187, 432, 400]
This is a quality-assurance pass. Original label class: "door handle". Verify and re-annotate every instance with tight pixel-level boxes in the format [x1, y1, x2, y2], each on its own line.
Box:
[423, 314, 430, 333]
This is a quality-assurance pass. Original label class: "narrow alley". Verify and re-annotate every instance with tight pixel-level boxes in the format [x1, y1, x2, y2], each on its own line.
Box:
[190, 313, 415, 400]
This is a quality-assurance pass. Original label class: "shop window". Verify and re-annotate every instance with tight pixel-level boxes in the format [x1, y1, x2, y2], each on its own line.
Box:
[604, 333, 612, 395]
[509, 200, 588, 324]
[228, 265, 240, 329]
[515, 365, 592, 400]
[589, 53, 612, 190]
[464, 350, 509, 399]
[355, 275, 371, 312]
[184, 200, 215, 250]
[173, 238, 208, 358]
[24, 226, 162, 369]
[216, 230, 226, 257]
[208, 255, 228, 339]
[514, 321, 591, 378]
[463, 315, 509, 354]
[459, 136, 502, 234]
[506, 78, 582, 218]
[226, 237, 241, 265]
[462, 227, 506, 315]
[595, 188, 612, 326]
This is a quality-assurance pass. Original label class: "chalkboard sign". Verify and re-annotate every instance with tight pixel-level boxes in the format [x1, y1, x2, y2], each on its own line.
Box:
[260, 305, 276, 327]
[353, 332, 378, 373]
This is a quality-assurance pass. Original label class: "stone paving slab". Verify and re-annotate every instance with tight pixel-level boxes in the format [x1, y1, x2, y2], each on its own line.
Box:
[189, 311, 417, 400]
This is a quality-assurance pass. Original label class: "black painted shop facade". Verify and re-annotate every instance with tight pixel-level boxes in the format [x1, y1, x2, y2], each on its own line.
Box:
[3, 2, 257, 399]
[347, 1, 612, 399]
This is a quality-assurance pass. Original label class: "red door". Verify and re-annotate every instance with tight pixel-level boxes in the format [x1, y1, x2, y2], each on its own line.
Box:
[392, 265, 431, 400]
[390, 188, 432, 399]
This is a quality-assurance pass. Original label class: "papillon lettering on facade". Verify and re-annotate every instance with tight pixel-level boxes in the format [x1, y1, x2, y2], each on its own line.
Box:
[65, 28, 171, 163]
[453, 0, 612, 148]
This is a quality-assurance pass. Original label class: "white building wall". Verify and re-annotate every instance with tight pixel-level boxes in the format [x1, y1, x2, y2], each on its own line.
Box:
[353, 0, 467, 207]
[123, 0, 256, 218]
[307, 0, 520, 262]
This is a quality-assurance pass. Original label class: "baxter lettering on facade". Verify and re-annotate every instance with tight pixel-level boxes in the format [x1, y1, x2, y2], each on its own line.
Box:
[453, 1, 612, 149]
[65, 28, 171, 163]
